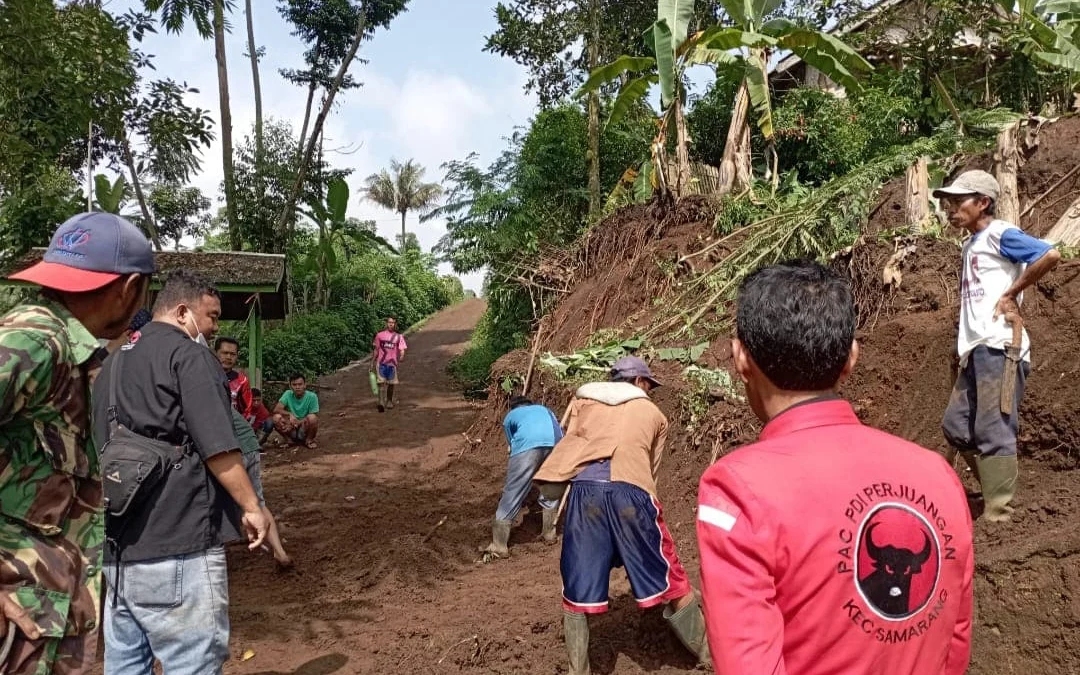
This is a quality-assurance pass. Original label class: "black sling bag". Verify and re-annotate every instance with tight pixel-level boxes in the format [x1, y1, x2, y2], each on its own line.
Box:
[100, 348, 188, 518]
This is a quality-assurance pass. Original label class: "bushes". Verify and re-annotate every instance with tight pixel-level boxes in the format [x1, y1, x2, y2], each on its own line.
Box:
[262, 312, 360, 383]
[771, 87, 921, 184]
[260, 252, 464, 383]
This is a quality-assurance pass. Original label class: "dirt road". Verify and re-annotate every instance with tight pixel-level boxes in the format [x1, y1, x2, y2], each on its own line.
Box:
[222, 299, 592, 675]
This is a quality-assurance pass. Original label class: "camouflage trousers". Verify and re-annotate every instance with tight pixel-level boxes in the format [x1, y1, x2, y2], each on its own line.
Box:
[4, 632, 95, 675]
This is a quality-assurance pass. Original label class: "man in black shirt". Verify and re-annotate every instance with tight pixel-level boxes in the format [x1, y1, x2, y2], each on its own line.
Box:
[93, 270, 267, 675]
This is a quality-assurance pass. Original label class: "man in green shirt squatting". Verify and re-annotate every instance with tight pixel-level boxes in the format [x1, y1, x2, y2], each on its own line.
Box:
[273, 373, 320, 449]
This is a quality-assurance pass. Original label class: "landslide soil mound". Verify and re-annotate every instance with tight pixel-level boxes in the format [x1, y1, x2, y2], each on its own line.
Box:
[476, 121, 1080, 673]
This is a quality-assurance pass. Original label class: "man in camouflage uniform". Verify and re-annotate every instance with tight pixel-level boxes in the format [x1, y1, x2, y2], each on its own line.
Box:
[0, 213, 153, 674]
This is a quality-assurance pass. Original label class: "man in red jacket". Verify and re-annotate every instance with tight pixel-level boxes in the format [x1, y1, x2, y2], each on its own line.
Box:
[698, 260, 974, 675]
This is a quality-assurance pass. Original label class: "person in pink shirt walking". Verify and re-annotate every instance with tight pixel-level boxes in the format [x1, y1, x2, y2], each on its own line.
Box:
[371, 316, 407, 412]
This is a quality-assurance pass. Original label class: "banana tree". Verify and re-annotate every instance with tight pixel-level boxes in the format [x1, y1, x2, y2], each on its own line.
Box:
[709, 0, 871, 195]
[302, 177, 396, 308]
[1013, 0, 1080, 74]
[578, 0, 706, 196]
[580, 0, 869, 197]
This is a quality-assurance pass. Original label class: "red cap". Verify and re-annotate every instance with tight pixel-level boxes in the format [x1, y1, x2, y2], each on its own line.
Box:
[9, 262, 121, 292]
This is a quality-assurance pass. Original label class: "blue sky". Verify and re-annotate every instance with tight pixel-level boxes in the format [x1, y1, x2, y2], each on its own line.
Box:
[111, 0, 540, 292]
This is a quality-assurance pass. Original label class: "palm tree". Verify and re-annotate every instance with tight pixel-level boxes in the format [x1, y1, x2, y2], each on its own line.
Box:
[363, 159, 444, 243]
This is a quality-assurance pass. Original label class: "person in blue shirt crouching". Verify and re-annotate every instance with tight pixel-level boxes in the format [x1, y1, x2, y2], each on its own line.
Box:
[480, 395, 565, 561]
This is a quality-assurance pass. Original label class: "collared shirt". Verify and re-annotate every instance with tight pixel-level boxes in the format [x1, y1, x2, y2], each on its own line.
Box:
[697, 399, 974, 675]
[534, 382, 668, 496]
[92, 321, 242, 562]
[959, 220, 1053, 363]
[0, 297, 106, 639]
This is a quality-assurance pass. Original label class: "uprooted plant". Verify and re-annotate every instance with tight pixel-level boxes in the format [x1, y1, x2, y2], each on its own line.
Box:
[644, 129, 991, 340]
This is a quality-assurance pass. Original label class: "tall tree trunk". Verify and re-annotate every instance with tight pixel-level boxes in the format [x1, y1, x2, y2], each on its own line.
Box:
[214, 0, 240, 251]
[244, 0, 269, 253]
[86, 120, 93, 211]
[400, 210, 407, 244]
[295, 40, 320, 154]
[674, 96, 691, 196]
[275, 13, 368, 240]
[586, 0, 601, 219]
[718, 80, 752, 196]
[244, 0, 263, 162]
[121, 134, 163, 251]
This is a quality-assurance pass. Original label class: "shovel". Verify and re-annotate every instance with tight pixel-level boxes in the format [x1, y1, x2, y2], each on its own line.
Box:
[1000, 310, 1024, 415]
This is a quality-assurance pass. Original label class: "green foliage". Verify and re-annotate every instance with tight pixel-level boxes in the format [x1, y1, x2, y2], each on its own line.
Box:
[277, 0, 410, 91]
[148, 183, 212, 249]
[266, 257, 463, 382]
[654, 341, 709, 363]
[680, 364, 742, 430]
[94, 175, 131, 215]
[436, 101, 654, 390]
[686, 73, 742, 167]
[0, 0, 137, 250]
[772, 87, 921, 184]
[232, 119, 338, 253]
[539, 337, 642, 380]
[486, 0, 724, 107]
[436, 102, 654, 276]
[0, 166, 83, 254]
[262, 311, 361, 383]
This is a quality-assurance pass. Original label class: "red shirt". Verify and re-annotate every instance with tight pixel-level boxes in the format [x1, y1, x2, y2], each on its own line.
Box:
[225, 369, 253, 419]
[697, 399, 973, 675]
[250, 401, 270, 429]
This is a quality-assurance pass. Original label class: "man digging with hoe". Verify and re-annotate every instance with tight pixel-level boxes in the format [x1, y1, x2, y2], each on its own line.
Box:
[935, 170, 1060, 522]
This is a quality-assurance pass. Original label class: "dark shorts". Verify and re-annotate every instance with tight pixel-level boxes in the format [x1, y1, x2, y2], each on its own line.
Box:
[377, 363, 398, 384]
[942, 345, 1029, 458]
[560, 481, 690, 614]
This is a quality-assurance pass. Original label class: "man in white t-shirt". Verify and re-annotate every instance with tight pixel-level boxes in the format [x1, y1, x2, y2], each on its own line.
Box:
[934, 170, 1061, 522]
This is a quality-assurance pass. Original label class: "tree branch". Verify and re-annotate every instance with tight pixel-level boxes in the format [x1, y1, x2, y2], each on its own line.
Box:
[275, 12, 368, 240]
[121, 133, 163, 251]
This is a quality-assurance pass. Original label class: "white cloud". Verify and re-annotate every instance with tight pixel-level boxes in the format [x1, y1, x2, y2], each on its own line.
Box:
[121, 12, 537, 294]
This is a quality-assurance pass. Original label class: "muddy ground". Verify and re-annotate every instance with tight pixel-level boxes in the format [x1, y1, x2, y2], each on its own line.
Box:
[208, 119, 1080, 675]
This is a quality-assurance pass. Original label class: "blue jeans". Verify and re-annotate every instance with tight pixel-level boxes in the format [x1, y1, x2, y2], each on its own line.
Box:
[942, 345, 1030, 458]
[496, 446, 558, 522]
[104, 547, 230, 675]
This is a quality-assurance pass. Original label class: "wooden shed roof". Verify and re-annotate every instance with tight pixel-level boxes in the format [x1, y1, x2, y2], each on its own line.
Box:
[0, 249, 285, 291]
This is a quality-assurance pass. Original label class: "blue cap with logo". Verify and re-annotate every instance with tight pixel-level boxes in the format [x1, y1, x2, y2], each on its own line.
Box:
[9, 212, 155, 292]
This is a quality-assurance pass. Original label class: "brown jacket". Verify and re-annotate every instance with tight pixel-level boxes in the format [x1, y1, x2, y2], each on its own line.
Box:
[534, 382, 668, 496]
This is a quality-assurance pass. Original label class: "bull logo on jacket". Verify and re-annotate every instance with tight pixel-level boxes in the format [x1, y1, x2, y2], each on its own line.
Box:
[855, 504, 940, 620]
